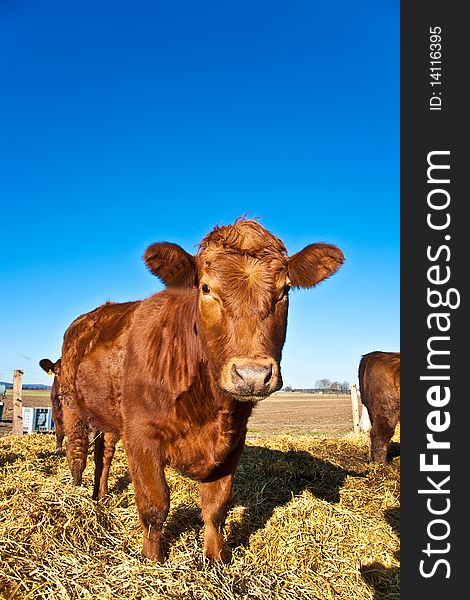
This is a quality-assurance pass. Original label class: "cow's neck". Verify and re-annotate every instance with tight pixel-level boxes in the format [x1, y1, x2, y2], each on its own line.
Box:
[168, 361, 254, 472]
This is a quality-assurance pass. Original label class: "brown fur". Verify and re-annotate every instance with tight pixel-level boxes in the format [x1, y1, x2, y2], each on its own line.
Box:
[358, 351, 400, 463]
[60, 218, 344, 562]
[39, 358, 65, 450]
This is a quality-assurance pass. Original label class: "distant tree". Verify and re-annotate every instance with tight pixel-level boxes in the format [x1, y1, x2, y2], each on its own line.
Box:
[315, 378, 331, 390]
[283, 385, 293, 392]
[341, 381, 350, 393]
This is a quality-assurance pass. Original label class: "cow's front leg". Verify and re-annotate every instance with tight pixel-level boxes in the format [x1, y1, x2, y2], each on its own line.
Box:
[62, 405, 89, 485]
[199, 434, 246, 563]
[124, 436, 169, 561]
[199, 473, 234, 563]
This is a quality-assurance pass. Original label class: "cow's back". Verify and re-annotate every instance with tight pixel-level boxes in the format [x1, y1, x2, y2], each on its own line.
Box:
[61, 300, 139, 433]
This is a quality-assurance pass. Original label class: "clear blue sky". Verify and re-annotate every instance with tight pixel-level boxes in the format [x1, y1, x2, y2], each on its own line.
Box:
[0, 0, 399, 388]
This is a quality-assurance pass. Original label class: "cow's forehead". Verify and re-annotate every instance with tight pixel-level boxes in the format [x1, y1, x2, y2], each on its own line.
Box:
[197, 252, 287, 318]
[197, 252, 287, 284]
[195, 221, 289, 310]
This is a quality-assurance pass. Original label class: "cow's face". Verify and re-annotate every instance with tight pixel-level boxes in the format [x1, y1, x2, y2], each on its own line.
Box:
[144, 220, 344, 401]
[195, 251, 289, 400]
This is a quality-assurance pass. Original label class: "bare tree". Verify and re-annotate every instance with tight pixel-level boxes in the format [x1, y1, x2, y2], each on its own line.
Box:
[315, 378, 332, 390]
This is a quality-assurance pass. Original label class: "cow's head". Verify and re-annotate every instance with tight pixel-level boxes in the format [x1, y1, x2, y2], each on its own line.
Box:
[144, 219, 344, 401]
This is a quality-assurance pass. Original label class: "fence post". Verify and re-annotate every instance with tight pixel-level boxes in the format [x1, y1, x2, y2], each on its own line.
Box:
[350, 383, 360, 433]
[12, 369, 24, 436]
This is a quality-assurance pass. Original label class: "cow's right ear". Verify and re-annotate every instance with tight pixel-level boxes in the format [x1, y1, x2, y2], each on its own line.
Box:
[39, 359, 54, 374]
[287, 243, 344, 288]
[143, 242, 197, 287]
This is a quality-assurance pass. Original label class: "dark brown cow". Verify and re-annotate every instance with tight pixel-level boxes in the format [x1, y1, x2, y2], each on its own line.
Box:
[60, 218, 344, 562]
[358, 351, 400, 463]
[39, 358, 65, 450]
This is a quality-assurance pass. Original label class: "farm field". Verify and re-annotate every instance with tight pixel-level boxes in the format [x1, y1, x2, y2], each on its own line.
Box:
[249, 392, 354, 438]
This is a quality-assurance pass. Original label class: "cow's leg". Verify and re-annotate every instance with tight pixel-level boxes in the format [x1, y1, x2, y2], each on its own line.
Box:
[199, 473, 234, 563]
[93, 431, 105, 499]
[54, 408, 65, 451]
[55, 431, 65, 451]
[370, 417, 395, 464]
[199, 435, 246, 563]
[51, 398, 65, 451]
[124, 438, 169, 561]
[100, 431, 118, 499]
[93, 431, 118, 500]
[63, 405, 89, 485]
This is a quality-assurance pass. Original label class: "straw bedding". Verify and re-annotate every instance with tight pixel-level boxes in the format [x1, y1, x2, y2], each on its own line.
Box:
[0, 431, 399, 599]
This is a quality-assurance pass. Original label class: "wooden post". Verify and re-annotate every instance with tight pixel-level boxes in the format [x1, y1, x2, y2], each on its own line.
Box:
[12, 369, 24, 436]
[350, 383, 360, 433]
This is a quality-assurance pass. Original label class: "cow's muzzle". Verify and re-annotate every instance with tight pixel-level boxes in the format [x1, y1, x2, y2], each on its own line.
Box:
[220, 358, 282, 401]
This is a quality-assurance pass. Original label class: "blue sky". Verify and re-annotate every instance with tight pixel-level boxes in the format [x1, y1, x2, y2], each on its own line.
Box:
[0, 0, 399, 388]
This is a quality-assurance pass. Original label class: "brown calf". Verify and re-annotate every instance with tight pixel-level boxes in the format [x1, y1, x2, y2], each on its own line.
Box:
[39, 358, 65, 450]
[60, 218, 344, 562]
[358, 351, 400, 463]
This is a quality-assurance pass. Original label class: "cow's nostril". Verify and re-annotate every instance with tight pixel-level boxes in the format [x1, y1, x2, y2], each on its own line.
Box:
[231, 363, 245, 384]
[263, 364, 273, 385]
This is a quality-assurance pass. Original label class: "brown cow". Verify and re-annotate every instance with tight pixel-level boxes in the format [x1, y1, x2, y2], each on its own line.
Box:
[358, 351, 400, 463]
[60, 218, 344, 562]
[39, 358, 65, 450]
[38, 358, 116, 476]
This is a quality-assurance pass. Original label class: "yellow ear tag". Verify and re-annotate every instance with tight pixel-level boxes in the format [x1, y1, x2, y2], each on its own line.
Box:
[47, 370, 53, 376]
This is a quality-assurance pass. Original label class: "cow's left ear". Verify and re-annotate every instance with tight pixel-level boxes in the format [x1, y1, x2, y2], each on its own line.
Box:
[143, 242, 197, 287]
[287, 243, 344, 288]
[39, 359, 54, 374]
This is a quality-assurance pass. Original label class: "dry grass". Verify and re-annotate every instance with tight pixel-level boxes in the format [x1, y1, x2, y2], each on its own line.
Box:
[0, 431, 399, 599]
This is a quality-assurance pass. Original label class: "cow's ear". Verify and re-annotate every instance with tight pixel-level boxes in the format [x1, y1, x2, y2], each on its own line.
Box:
[288, 243, 344, 288]
[39, 359, 54, 374]
[143, 242, 197, 287]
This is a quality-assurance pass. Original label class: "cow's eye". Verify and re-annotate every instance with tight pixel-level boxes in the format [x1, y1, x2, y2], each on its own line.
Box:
[274, 285, 290, 305]
[201, 283, 211, 294]
[279, 284, 290, 299]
